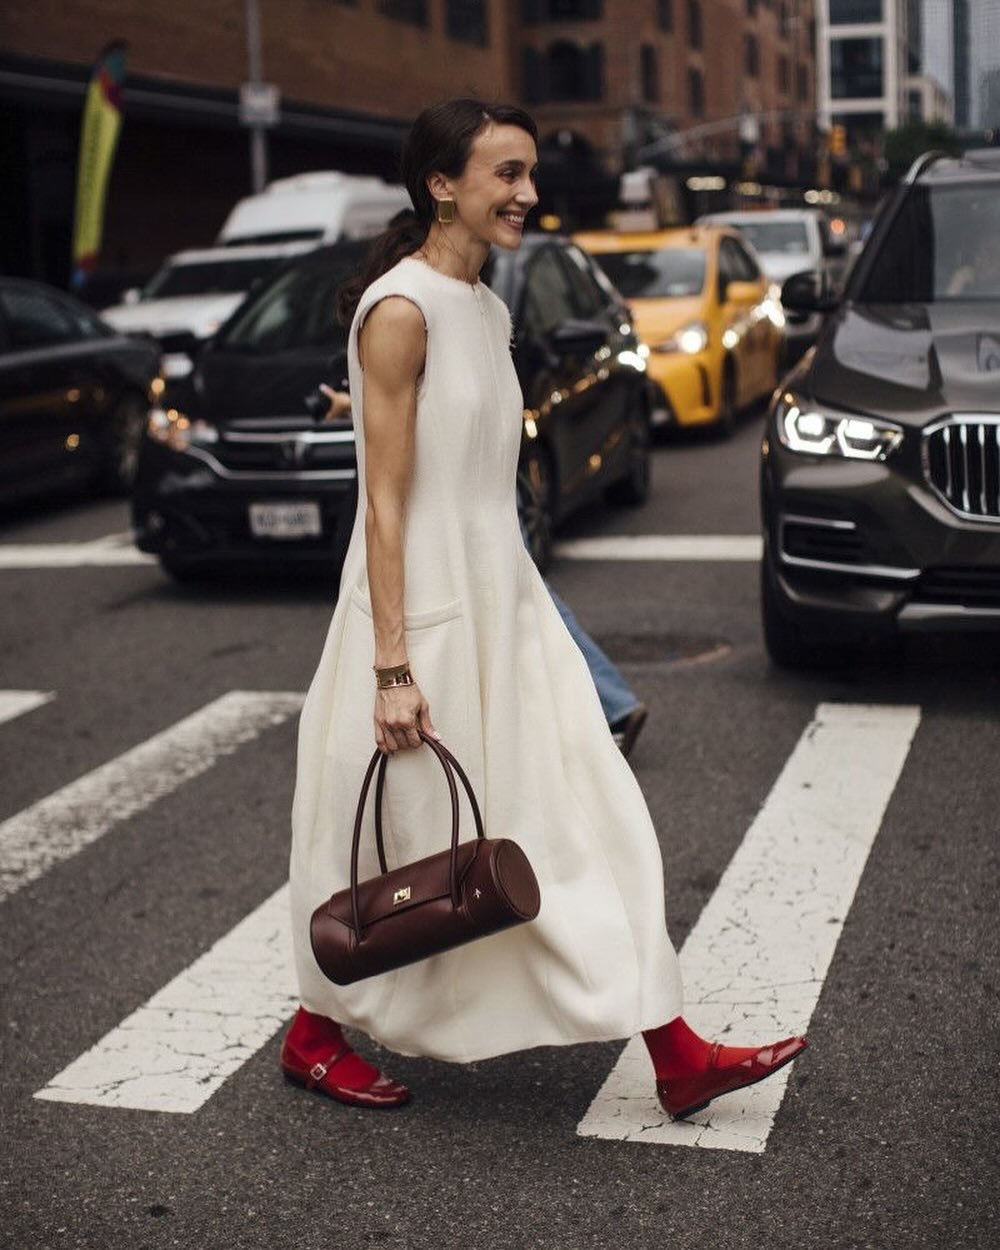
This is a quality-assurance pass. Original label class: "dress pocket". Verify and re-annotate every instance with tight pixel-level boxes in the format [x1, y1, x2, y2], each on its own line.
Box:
[349, 585, 463, 631]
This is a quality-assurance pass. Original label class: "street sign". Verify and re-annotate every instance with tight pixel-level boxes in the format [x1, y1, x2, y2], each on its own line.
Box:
[239, 82, 280, 128]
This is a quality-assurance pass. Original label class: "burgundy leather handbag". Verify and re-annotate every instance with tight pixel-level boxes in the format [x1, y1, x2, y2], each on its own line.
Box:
[310, 733, 540, 986]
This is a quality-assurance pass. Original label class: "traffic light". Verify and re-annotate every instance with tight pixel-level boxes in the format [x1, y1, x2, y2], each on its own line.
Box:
[830, 124, 847, 157]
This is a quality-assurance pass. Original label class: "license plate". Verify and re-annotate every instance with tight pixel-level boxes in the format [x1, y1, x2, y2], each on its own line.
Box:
[248, 501, 322, 540]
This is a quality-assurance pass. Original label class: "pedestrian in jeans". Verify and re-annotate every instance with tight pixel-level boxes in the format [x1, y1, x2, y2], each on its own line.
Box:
[283, 98, 806, 1113]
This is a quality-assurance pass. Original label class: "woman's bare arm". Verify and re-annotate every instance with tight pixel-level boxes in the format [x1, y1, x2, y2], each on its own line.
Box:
[358, 296, 437, 753]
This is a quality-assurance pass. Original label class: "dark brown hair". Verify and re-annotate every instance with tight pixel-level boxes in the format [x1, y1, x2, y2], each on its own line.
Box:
[337, 98, 538, 325]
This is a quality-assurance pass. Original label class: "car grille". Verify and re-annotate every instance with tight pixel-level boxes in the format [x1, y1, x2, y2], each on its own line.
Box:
[210, 428, 356, 475]
[913, 567, 1000, 608]
[923, 415, 1000, 523]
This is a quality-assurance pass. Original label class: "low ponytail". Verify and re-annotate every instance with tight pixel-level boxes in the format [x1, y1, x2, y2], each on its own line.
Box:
[337, 211, 427, 327]
[337, 98, 537, 327]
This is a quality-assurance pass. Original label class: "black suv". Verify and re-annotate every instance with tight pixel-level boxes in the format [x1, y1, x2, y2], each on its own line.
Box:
[760, 149, 1000, 665]
[132, 236, 652, 579]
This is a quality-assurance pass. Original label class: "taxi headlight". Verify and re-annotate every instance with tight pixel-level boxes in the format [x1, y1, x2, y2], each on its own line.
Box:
[652, 321, 709, 355]
[775, 393, 903, 461]
[146, 406, 219, 453]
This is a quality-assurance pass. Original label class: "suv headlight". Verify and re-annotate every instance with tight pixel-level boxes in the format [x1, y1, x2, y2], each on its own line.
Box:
[775, 392, 903, 461]
[147, 406, 219, 453]
[652, 321, 709, 355]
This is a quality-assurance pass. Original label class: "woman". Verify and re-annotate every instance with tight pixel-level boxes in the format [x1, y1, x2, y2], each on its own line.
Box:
[283, 99, 806, 1117]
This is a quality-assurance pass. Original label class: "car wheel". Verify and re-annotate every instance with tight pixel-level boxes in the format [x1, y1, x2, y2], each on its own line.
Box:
[101, 392, 148, 494]
[606, 403, 651, 507]
[716, 359, 737, 437]
[760, 553, 855, 669]
[517, 444, 555, 573]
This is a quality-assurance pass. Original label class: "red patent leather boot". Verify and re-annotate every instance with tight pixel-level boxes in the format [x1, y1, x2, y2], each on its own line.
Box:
[280, 1007, 410, 1109]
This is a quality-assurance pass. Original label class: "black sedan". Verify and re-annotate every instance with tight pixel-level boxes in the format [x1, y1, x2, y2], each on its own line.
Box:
[132, 236, 653, 578]
[0, 277, 160, 505]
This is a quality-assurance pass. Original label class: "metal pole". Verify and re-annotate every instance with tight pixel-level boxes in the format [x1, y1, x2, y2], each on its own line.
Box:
[245, 0, 267, 192]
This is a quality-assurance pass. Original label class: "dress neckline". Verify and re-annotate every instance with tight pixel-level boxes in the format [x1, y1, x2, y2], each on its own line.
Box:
[403, 255, 483, 291]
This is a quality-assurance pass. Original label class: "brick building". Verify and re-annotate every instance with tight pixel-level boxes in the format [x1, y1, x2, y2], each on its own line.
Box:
[0, 0, 817, 291]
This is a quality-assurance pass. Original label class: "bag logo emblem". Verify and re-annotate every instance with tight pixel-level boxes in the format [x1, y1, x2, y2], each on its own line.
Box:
[393, 887, 411, 906]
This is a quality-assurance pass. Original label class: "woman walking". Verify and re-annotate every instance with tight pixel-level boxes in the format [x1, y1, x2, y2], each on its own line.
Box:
[284, 99, 806, 1117]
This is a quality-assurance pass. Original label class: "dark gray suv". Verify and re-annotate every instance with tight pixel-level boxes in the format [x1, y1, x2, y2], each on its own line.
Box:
[760, 149, 1000, 666]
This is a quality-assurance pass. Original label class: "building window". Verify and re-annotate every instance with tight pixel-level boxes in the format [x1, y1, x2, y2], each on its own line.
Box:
[778, 1, 789, 36]
[829, 1, 882, 23]
[378, 0, 427, 25]
[546, 40, 604, 100]
[830, 36, 884, 99]
[688, 66, 704, 116]
[521, 0, 603, 20]
[657, 0, 673, 31]
[746, 0, 758, 15]
[687, 0, 702, 50]
[778, 53, 789, 94]
[796, 62, 809, 102]
[641, 44, 659, 103]
[447, 0, 489, 45]
[744, 33, 759, 77]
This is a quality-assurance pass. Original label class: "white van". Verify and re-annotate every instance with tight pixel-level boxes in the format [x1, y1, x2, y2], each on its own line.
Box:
[217, 171, 411, 248]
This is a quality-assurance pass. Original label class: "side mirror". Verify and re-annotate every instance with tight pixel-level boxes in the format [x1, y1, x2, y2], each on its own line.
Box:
[549, 319, 607, 357]
[122, 287, 142, 306]
[781, 270, 839, 314]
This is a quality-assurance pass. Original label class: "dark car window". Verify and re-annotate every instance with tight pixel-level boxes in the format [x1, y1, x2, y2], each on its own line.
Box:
[560, 244, 608, 319]
[590, 247, 706, 299]
[144, 256, 283, 299]
[62, 299, 111, 340]
[0, 289, 80, 350]
[731, 238, 762, 281]
[521, 246, 578, 337]
[858, 183, 1000, 302]
[218, 263, 348, 354]
[720, 237, 759, 285]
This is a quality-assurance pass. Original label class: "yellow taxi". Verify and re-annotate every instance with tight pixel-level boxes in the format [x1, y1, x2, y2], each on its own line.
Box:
[572, 226, 783, 433]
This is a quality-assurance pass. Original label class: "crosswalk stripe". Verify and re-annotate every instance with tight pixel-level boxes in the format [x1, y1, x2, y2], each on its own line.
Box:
[0, 691, 54, 726]
[577, 701, 921, 1153]
[35, 885, 296, 1113]
[555, 535, 763, 561]
[0, 691, 303, 902]
[0, 535, 154, 568]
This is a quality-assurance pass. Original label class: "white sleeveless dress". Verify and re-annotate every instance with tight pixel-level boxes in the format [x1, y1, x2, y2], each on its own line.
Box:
[289, 255, 683, 1062]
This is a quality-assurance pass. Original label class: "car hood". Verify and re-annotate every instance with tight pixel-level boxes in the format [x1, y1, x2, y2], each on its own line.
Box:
[188, 347, 344, 424]
[630, 295, 708, 343]
[807, 302, 1000, 424]
[102, 294, 245, 338]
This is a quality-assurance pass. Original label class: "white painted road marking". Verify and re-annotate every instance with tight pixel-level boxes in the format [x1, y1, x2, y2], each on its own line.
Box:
[0, 691, 54, 726]
[0, 533, 763, 569]
[0, 691, 303, 902]
[577, 702, 921, 1153]
[35, 885, 296, 1113]
[0, 533, 154, 568]
[556, 535, 763, 562]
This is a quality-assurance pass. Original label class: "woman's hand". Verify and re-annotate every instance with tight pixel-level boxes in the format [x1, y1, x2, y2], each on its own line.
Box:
[374, 682, 438, 754]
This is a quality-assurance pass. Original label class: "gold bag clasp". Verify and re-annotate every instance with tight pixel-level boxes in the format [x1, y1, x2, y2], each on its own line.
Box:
[392, 886, 411, 906]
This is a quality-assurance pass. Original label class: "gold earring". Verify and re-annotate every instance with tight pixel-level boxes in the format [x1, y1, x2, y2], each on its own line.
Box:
[436, 198, 456, 225]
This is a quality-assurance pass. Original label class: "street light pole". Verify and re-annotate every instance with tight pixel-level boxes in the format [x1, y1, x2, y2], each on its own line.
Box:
[245, 0, 267, 192]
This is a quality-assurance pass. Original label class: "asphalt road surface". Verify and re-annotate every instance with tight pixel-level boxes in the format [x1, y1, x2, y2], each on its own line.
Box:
[1, 415, 998, 1250]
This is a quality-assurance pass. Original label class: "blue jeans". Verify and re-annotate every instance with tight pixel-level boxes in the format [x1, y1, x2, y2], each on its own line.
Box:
[547, 584, 640, 727]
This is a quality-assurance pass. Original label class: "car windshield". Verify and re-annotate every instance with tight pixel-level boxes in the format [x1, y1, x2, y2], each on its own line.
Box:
[143, 257, 281, 299]
[591, 248, 706, 299]
[216, 260, 350, 354]
[858, 184, 1000, 302]
[729, 220, 811, 255]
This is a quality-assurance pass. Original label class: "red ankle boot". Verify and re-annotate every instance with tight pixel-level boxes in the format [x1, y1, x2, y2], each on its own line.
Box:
[280, 1007, 410, 1109]
[644, 1017, 807, 1120]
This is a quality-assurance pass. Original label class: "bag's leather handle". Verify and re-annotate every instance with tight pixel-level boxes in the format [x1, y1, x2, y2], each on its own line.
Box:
[348, 733, 485, 943]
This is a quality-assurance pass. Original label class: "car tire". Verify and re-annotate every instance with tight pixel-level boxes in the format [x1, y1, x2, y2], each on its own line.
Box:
[716, 359, 737, 437]
[760, 553, 856, 669]
[517, 444, 556, 573]
[101, 391, 148, 495]
[606, 402, 651, 507]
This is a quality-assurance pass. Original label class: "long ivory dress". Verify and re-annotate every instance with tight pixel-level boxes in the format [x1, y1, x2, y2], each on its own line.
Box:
[289, 256, 683, 1062]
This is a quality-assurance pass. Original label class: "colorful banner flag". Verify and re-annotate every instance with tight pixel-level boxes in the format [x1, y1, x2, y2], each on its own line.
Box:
[72, 41, 128, 290]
